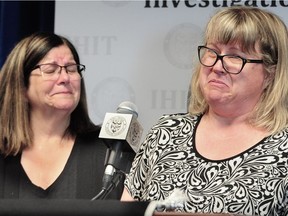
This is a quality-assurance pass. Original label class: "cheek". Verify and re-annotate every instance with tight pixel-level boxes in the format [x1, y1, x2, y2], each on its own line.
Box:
[246, 78, 265, 93]
[236, 71, 266, 96]
[198, 68, 210, 86]
[26, 80, 38, 102]
[26, 87, 40, 107]
[72, 80, 81, 93]
[26, 80, 54, 102]
[246, 67, 266, 86]
[72, 81, 82, 100]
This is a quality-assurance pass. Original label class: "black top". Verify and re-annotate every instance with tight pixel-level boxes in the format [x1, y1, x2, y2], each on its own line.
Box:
[0, 128, 124, 200]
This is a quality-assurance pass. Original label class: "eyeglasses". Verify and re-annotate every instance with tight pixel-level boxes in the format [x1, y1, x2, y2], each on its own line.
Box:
[33, 63, 85, 81]
[198, 46, 263, 74]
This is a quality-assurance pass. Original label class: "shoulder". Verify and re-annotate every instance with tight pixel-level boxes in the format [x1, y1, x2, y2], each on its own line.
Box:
[268, 127, 288, 142]
[74, 127, 108, 168]
[142, 113, 200, 146]
[76, 127, 107, 151]
[159, 112, 200, 120]
[155, 113, 201, 127]
[77, 126, 101, 143]
[267, 127, 288, 147]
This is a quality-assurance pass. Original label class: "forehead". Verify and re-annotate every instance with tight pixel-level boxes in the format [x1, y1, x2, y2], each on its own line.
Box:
[40, 45, 75, 63]
[206, 41, 261, 55]
[205, 10, 261, 54]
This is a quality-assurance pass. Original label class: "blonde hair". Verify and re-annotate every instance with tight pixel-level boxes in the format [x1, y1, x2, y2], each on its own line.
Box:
[189, 7, 288, 134]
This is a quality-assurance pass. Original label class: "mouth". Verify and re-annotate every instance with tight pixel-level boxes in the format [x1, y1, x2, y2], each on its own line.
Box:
[52, 91, 72, 96]
[208, 79, 228, 86]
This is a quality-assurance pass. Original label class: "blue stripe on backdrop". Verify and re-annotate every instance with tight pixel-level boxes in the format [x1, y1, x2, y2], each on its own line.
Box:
[0, 1, 55, 67]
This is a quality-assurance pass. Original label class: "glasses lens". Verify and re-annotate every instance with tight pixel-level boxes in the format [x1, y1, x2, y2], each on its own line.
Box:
[66, 64, 84, 80]
[199, 47, 217, 67]
[40, 64, 60, 80]
[198, 46, 244, 74]
[222, 56, 243, 74]
[39, 64, 84, 80]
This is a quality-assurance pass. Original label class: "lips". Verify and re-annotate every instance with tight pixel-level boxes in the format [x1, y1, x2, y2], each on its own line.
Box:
[52, 91, 72, 96]
[208, 79, 228, 87]
[58, 91, 71, 94]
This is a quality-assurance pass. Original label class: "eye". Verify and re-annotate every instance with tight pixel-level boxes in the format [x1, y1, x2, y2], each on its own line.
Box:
[41, 64, 59, 74]
[66, 65, 78, 73]
[225, 56, 243, 64]
[206, 49, 217, 57]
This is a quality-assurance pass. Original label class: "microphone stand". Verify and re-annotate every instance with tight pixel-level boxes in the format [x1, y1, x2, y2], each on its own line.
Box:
[91, 142, 125, 200]
[91, 170, 124, 200]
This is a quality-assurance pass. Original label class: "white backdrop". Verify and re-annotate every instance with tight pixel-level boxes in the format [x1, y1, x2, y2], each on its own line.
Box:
[55, 0, 288, 138]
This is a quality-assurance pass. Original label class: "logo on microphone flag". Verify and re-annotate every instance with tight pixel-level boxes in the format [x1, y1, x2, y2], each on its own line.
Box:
[100, 112, 143, 152]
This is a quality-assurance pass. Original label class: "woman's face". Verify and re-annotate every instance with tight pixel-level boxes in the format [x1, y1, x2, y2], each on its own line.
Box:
[27, 45, 81, 115]
[199, 42, 269, 116]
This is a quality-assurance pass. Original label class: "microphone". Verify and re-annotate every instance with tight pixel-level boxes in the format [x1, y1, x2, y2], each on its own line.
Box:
[101, 101, 142, 153]
[92, 101, 143, 200]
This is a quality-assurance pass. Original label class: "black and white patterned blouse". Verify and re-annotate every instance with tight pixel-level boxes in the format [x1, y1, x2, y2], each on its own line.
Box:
[124, 113, 288, 216]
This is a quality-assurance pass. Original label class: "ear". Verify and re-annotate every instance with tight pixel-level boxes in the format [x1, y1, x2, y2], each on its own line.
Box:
[263, 66, 276, 90]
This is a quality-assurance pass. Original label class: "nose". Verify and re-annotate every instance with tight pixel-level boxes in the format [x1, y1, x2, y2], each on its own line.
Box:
[211, 58, 226, 74]
[57, 67, 70, 82]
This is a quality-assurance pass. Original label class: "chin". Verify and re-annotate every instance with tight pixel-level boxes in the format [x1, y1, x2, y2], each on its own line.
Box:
[53, 104, 76, 111]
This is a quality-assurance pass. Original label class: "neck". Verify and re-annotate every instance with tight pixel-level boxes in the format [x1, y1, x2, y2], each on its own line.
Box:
[205, 108, 251, 126]
[203, 109, 268, 135]
[29, 111, 71, 147]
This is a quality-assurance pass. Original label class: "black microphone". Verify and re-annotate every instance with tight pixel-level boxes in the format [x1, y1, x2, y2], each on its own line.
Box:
[91, 101, 143, 200]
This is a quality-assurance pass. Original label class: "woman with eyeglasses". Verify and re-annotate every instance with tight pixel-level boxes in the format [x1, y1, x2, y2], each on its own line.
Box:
[0, 32, 123, 199]
[121, 6, 288, 215]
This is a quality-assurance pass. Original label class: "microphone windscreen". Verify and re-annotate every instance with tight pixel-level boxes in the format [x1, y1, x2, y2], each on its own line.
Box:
[116, 101, 138, 117]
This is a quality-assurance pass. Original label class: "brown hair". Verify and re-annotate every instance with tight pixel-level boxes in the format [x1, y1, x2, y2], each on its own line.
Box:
[0, 32, 97, 156]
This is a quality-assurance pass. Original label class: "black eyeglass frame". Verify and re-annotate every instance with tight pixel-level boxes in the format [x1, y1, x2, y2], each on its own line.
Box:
[198, 46, 264, 74]
[32, 63, 86, 78]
